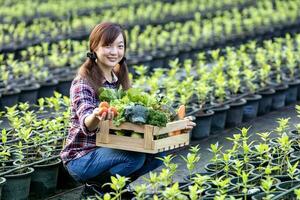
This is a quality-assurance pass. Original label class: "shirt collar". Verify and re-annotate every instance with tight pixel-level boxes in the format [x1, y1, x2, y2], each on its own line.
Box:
[102, 71, 118, 84]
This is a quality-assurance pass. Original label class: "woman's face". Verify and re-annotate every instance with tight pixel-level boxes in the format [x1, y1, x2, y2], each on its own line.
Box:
[95, 33, 125, 69]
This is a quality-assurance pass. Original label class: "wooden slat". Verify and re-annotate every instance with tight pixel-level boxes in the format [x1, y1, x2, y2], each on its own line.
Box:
[97, 121, 110, 144]
[154, 133, 189, 149]
[144, 125, 154, 149]
[109, 121, 146, 133]
[153, 119, 190, 135]
[97, 135, 158, 153]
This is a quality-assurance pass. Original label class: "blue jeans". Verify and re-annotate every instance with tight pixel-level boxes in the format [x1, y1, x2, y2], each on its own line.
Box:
[66, 147, 165, 183]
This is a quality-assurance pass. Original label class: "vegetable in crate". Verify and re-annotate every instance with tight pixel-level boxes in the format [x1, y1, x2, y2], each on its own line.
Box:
[124, 104, 148, 124]
[130, 132, 143, 138]
[98, 101, 118, 117]
[169, 105, 186, 136]
[99, 101, 109, 116]
[98, 87, 176, 127]
[147, 108, 168, 127]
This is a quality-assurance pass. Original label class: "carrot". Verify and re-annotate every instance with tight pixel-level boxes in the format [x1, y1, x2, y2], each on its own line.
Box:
[168, 130, 181, 136]
[177, 105, 186, 119]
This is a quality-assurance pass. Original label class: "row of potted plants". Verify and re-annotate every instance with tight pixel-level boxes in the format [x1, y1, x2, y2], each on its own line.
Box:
[0, 93, 69, 199]
[1, 21, 300, 115]
[0, 90, 299, 199]
[0, 0, 169, 25]
[1, 0, 299, 82]
[0, 0, 255, 53]
[79, 107, 300, 200]
[128, 32, 300, 139]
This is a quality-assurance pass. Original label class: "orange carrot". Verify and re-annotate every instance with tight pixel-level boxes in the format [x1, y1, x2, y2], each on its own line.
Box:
[168, 130, 181, 136]
[177, 105, 186, 119]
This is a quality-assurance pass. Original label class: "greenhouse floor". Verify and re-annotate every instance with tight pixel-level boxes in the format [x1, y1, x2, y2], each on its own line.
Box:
[47, 102, 300, 200]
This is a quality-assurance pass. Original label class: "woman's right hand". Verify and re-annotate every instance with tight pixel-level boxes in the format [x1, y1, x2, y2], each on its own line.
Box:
[93, 107, 114, 121]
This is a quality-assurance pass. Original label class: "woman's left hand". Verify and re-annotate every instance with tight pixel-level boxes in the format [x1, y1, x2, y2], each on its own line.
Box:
[184, 116, 196, 131]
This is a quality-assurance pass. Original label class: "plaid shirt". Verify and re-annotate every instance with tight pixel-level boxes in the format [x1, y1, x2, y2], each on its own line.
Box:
[60, 74, 118, 165]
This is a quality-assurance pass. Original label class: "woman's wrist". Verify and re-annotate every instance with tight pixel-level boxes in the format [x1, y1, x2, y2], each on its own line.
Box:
[85, 111, 101, 132]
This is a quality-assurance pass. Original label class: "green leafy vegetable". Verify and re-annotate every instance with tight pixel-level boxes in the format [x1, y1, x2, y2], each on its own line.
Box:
[147, 109, 168, 127]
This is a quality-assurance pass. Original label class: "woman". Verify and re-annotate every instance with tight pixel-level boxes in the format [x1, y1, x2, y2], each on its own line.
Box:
[60, 22, 195, 198]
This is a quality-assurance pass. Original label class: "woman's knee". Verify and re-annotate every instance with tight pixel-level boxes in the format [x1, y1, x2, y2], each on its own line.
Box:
[109, 151, 146, 175]
[127, 152, 146, 170]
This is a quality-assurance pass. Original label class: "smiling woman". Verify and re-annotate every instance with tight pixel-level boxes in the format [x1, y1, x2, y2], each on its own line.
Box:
[59, 22, 165, 199]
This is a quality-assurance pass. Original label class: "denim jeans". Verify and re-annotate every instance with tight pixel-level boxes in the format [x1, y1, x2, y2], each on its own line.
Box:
[66, 147, 165, 183]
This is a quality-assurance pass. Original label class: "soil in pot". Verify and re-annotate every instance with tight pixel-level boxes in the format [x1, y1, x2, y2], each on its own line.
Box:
[226, 98, 247, 128]
[210, 104, 230, 134]
[257, 88, 275, 116]
[243, 94, 262, 122]
[1, 166, 34, 200]
[191, 109, 214, 140]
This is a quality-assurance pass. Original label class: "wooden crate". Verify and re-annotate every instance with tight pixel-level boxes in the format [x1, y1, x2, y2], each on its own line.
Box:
[96, 119, 190, 153]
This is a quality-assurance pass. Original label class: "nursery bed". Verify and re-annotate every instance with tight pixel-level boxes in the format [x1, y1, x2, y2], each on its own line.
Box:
[46, 102, 300, 200]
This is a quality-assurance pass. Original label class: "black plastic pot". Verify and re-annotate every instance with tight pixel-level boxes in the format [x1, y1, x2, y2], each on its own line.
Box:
[184, 171, 214, 182]
[276, 180, 300, 191]
[257, 88, 275, 116]
[0, 177, 6, 199]
[210, 104, 230, 134]
[2, 167, 34, 200]
[56, 76, 73, 97]
[231, 176, 280, 192]
[226, 98, 247, 128]
[251, 192, 281, 200]
[204, 162, 225, 173]
[243, 94, 262, 122]
[289, 129, 300, 138]
[30, 158, 61, 198]
[149, 50, 166, 70]
[271, 84, 288, 111]
[191, 109, 214, 140]
[251, 167, 300, 182]
[37, 79, 59, 98]
[18, 83, 40, 104]
[290, 151, 300, 160]
[0, 88, 21, 111]
[227, 187, 261, 200]
[285, 79, 300, 105]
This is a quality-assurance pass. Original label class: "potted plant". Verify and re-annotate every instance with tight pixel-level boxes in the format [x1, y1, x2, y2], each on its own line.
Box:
[191, 76, 214, 140]
[242, 67, 262, 122]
